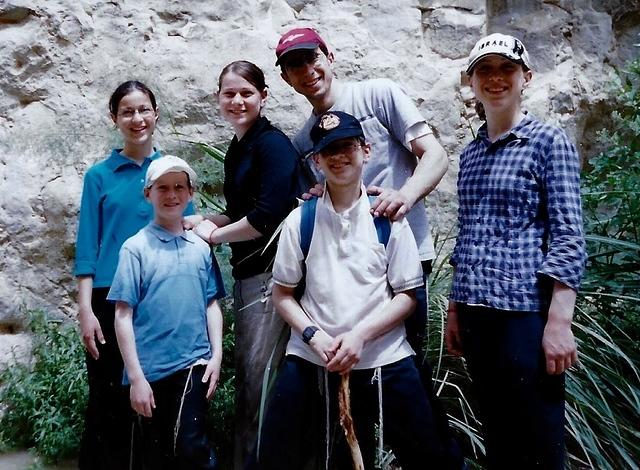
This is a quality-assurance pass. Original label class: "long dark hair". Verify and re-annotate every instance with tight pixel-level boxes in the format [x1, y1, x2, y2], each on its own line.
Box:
[218, 60, 268, 92]
[109, 81, 157, 115]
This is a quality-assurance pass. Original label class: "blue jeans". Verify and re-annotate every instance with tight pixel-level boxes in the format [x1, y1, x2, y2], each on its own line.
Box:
[457, 304, 565, 469]
[248, 356, 459, 470]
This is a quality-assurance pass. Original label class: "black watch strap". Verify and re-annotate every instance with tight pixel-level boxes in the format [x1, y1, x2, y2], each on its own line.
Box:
[302, 326, 319, 344]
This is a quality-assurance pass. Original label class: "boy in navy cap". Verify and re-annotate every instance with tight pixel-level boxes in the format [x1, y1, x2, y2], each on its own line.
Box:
[248, 112, 458, 469]
[274, 21, 454, 414]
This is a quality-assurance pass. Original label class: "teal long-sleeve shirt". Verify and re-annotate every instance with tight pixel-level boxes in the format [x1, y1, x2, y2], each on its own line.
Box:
[74, 149, 194, 287]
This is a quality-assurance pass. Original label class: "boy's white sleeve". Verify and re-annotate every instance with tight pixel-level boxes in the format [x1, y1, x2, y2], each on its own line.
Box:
[386, 218, 424, 293]
[272, 208, 304, 288]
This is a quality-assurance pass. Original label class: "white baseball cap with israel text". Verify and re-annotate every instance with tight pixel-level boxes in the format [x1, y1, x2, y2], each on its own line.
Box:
[466, 33, 531, 75]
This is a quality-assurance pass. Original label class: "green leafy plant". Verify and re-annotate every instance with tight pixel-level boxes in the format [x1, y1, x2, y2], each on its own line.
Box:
[425, 233, 484, 470]
[581, 58, 640, 339]
[0, 310, 87, 464]
[426, 239, 640, 470]
[207, 302, 236, 470]
[571, 57, 640, 469]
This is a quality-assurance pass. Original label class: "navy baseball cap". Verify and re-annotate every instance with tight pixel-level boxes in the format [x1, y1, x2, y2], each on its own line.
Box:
[310, 111, 364, 155]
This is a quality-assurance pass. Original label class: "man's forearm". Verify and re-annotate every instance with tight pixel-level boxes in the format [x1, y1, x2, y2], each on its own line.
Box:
[403, 133, 448, 204]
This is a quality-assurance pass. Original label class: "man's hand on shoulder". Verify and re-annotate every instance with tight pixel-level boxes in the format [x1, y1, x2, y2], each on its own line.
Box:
[367, 185, 412, 221]
[193, 220, 219, 243]
[301, 183, 324, 201]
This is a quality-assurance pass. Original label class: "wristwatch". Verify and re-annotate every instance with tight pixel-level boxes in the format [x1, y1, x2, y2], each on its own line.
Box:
[302, 326, 319, 345]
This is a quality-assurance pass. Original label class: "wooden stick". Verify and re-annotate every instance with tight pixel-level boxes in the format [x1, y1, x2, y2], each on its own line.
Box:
[338, 373, 364, 470]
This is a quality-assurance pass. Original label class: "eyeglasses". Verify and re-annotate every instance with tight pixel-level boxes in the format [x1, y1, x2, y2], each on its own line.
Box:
[319, 141, 361, 157]
[282, 50, 323, 70]
[117, 107, 155, 119]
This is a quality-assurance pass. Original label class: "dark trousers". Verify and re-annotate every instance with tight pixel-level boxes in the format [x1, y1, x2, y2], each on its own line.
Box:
[248, 356, 459, 470]
[79, 288, 132, 470]
[457, 304, 566, 470]
[134, 365, 218, 470]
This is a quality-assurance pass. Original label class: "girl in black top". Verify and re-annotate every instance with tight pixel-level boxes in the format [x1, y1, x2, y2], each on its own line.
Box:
[189, 60, 299, 469]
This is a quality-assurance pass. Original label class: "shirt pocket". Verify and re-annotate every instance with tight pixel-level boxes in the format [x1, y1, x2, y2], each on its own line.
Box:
[349, 242, 387, 285]
[359, 114, 389, 142]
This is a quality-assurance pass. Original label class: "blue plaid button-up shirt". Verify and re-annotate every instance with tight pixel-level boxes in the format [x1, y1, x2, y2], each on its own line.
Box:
[450, 114, 586, 312]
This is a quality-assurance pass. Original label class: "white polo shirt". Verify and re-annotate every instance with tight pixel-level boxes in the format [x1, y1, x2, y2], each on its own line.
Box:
[272, 186, 423, 369]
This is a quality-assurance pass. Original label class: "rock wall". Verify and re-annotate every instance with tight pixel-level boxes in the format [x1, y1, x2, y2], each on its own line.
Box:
[0, 0, 637, 356]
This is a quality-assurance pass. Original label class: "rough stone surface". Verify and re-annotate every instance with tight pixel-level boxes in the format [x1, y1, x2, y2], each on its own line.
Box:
[0, 1, 637, 355]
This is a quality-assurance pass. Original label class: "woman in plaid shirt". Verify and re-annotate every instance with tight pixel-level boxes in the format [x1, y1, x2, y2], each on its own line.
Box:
[446, 33, 586, 469]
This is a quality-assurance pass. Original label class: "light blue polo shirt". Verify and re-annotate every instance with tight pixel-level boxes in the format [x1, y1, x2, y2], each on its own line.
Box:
[107, 223, 226, 384]
[74, 149, 195, 287]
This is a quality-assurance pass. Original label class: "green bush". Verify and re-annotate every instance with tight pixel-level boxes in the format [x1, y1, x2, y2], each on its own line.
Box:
[207, 244, 237, 470]
[581, 58, 640, 342]
[0, 310, 87, 463]
[571, 58, 640, 469]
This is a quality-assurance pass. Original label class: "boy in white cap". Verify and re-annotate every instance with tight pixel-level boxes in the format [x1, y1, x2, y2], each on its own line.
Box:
[109, 155, 226, 469]
[447, 33, 585, 469]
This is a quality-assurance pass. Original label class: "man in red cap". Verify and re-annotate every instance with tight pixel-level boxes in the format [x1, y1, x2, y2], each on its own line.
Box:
[273, 25, 463, 469]
[275, 26, 445, 358]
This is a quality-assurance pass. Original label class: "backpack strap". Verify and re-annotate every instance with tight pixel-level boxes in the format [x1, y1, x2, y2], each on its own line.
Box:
[368, 195, 391, 248]
[299, 197, 318, 259]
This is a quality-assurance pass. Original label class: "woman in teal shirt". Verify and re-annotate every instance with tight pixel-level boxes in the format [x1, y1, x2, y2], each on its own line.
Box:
[74, 81, 193, 469]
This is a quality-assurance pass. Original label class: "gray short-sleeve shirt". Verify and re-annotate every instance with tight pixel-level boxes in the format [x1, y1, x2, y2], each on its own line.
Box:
[293, 79, 436, 260]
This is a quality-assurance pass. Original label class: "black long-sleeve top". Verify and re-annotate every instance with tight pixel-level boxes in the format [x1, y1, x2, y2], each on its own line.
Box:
[222, 116, 300, 280]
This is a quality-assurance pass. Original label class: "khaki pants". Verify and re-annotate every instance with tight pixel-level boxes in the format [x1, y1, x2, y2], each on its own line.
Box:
[233, 272, 289, 470]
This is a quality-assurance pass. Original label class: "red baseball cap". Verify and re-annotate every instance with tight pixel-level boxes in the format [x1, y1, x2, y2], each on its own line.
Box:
[275, 27, 328, 66]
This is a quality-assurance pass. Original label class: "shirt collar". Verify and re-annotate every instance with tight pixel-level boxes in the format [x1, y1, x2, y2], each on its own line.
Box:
[320, 183, 368, 216]
[476, 112, 535, 144]
[146, 222, 194, 243]
[105, 149, 161, 171]
[236, 116, 269, 145]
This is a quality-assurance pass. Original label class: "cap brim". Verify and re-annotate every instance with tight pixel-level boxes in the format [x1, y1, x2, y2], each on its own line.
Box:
[275, 42, 321, 65]
[311, 129, 364, 155]
[146, 166, 197, 188]
[466, 52, 524, 75]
